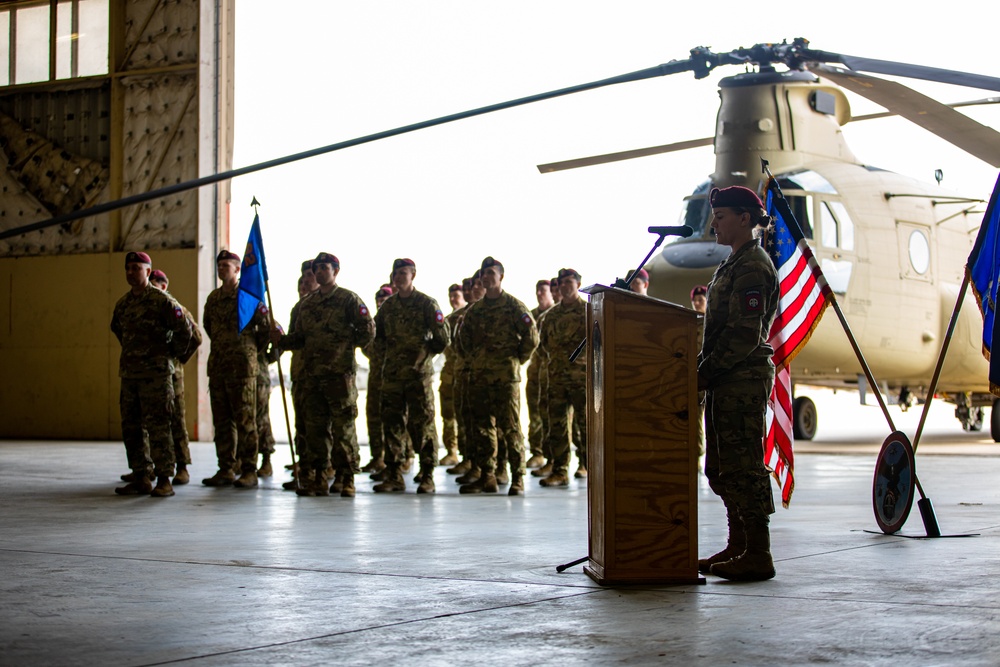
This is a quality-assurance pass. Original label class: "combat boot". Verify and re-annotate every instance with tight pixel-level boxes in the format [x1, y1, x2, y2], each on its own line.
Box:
[539, 471, 570, 487]
[202, 470, 235, 487]
[416, 468, 436, 494]
[234, 470, 258, 489]
[120, 471, 149, 483]
[456, 465, 481, 485]
[361, 457, 385, 473]
[447, 458, 471, 475]
[150, 475, 175, 497]
[574, 465, 588, 479]
[698, 500, 746, 574]
[531, 461, 553, 478]
[710, 516, 775, 582]
[495, 465, 509, 485]
[401, 457, 414, 473]
[257, 454, 273, 478]
[330, 470, 344, 494]
[373, 468, 406, 493]
[338, 472, 356, 498]
[173, 466, 190, 485]
[525, 454, 545, 469]
[508, 474, 524, 496]
[296, 469, 324, 496]
[115, 477, 153, 495]
[439, 449, 459, 467]
[460, 471, 498, 494]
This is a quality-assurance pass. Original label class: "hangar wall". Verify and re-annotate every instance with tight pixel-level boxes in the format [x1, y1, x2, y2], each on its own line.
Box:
[0, 0, 234, 439]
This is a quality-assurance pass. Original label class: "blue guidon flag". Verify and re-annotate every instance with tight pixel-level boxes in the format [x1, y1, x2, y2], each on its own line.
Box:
[238, 214, 269, 333]
[762, 178, 833, 508]
[967, 172, 1000, 395]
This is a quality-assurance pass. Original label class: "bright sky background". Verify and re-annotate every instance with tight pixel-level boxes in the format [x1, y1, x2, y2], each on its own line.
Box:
[228, 0, 1000, 325]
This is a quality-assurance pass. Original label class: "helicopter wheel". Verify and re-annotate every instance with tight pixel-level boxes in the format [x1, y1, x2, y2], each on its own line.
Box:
[962, 407, 984, 432]
[792, 396, 818, 441]
[992, 399, 1000, 443]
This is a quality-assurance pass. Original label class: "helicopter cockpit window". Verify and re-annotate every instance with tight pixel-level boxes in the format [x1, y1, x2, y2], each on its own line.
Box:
[779, 170, 837, 194]
[778, 193, 814, 239]
[676, 180, 713, 236]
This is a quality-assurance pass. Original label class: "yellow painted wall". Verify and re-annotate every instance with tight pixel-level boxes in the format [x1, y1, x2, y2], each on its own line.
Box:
[0, 249, 208, 440]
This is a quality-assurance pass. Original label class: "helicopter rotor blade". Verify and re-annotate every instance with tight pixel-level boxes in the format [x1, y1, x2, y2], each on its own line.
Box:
[810, 64, 1000, 168]
[851, 96, 1000, 122]
[800, 49, 1000, 92]
[537, 137, 713, 173]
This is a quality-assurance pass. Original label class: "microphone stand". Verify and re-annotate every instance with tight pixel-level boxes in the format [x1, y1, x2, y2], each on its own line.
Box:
[567, 230, 673, 363]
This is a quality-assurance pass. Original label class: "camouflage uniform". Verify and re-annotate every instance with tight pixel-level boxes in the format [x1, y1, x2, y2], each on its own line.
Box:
[457, 293, 538, 476]
[700, 238, 779, 524]
[539, 297, 587, 475]
[279, 285, 374, 478]
[111, 284, 193, 478]
[525, 304, 552, 460]
[451, 303, 472, 464]
[256, 343, 278, 458]
[287, 296, 311, 470]
[168, 301, 201, 467]
[374, 291, 449, 476]
[361, 339, 386, 463]
[438, 307, 464, 461]
[203, 286, 270, 476]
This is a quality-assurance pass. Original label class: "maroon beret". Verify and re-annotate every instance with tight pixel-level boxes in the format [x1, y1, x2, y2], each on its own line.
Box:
[301, 260, 315, 274]
[462, 278, 473, 290]
[536, 279, 552, 289]
[633, 268, 649, 283]
[481, 256, 504, 274]
[392, 258, 416, 271]
[448, 283, 462, 293]
[150, 269, 168, 283]
[376, 286, 393, 299]
[690, 285, 708, 299]
[125, 251, 151, 266]
[217, 249, 240, 263]
[709, 186, 764, 210]
[312, 252, 340, 270]
[558, 268, 581, 282]
[550, 277, 559, 289]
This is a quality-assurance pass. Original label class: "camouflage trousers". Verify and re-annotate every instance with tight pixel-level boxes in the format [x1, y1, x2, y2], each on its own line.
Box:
[256, 370, 276, 456]
[381, 375, 437, 472]
[365, 380, 385, 462]
[704, 378, 775, 522]
[303, 374, 359, 474]
[120, 375, 175, 478]
[438, 372, 458, 456]
[209, 376, 259, 475]
[526, 369, 543, 458]
[143, 367, 190, 466]
[468, 380, 524, 475]
[455, 371, 472, 459]
[291, 379, 310, 470]
[544, 378, 586, 474]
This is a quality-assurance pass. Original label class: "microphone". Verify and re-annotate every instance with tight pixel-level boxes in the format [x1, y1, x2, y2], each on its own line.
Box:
[648, 225, 694, 237]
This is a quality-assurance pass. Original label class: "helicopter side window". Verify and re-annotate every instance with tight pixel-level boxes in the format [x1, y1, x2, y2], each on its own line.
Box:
[783, 194, 813, 239]
[819, 201, 855, 251]
[829, 201, 854, 251]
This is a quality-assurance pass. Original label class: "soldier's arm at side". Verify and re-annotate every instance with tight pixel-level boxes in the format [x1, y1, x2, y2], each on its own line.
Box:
[516, 307, 539, 365]
[425, 299, 449, 354]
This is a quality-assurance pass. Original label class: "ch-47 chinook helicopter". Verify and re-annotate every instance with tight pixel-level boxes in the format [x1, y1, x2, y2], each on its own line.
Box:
[536, 38, 1000, 443]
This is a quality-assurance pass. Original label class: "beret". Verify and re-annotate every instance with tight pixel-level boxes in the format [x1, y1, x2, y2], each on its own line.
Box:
[481, 256, 504, 273]
[312, 252, 340, 270]
[632, 268, 649, 282]
[558, 268, 581, 281]
[216, 249, 240, 263]
[125, 251, 152, 266]
[690, 285, 708, 299]
[150, 269, 168, 282]
[709, 185, 764, 210]
[392, 258, 416, 271]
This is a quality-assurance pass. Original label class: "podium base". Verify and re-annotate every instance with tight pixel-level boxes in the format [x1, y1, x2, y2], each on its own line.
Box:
[584, 563, 706, 587]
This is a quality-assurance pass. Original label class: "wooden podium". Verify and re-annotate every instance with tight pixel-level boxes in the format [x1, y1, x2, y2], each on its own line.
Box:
[582, 285, 704, 585]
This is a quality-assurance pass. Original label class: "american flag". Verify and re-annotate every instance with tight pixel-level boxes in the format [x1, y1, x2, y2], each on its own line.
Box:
[763, 182, 833, 507]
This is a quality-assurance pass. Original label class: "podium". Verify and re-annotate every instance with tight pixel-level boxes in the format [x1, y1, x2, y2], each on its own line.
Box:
[582, 285, 704, 585]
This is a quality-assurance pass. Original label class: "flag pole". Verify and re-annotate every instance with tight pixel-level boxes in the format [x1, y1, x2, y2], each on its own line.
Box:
[251, 197, 298, 486]
[762, 160, 897, 432]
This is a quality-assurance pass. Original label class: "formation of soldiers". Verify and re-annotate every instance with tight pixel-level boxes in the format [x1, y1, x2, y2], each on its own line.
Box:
[110, 249, 593, 498]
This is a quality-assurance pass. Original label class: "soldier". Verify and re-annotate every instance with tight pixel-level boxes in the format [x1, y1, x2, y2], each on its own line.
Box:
[690, 284, 708, 313]
[372, 258, 450, 494]
[446, 277, 475, 476]
[146, 269, 202, 486]
[629, 268, 650, 295]
[256, 333, 279, 478]
[111, 252, 193, 497]
[438, 282, 466, 467]
[274, 252, 374, 497]
[525, 278, 554, 469]
[454, 271, 486, 484]
[457, 257, 538, 495]
[549, 276, 562, 305]
[281, 262, 320, 491]
[360, 284, 394, 474]
[202, 250, 270, 489]
[538, 268, 588, 487]
[697, 186, 779, 582]
[691, 284, 709, 461]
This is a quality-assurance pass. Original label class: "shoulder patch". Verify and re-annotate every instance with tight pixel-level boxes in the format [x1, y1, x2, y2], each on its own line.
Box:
[521, 313, 532, 326]
[174, 307, 183, 319]
[359, 304, 370, 318]
[743, 288, 764, 313]
[258, 303, 269, 315]
[435, 310, 444, 323]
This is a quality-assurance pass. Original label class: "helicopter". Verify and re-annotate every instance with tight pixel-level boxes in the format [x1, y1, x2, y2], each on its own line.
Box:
[535, 38, 1000, 442]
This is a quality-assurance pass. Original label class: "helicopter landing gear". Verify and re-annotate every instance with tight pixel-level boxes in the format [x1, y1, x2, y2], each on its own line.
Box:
[955, 393, 984, 432]
[898, 386, 918, 412]
[992, 398, 1000, 443]
[792, 396, 817, 441]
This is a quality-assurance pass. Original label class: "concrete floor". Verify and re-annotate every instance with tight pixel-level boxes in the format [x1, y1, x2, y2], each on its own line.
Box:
[1, 435, 999, 667]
